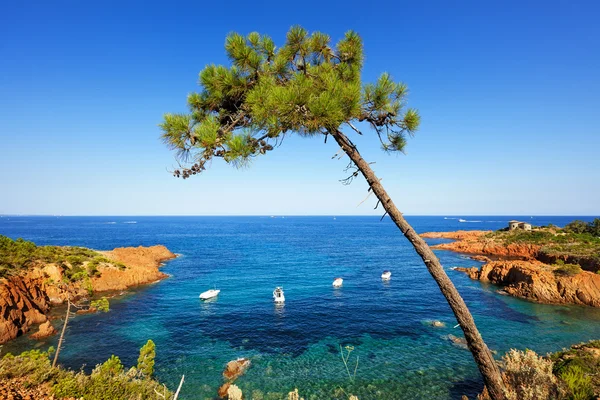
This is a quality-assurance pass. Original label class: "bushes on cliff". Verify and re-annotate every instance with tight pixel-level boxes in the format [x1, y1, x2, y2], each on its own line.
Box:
[90, 297, 110, 312]
[0, 343, 172, 400]
[565, 219, 600, 237]
[500, 348, 560, 400]
[0, 234, 124, 279]
[478, 343, 600, 400]
[553, 261, 583, 276]
[0, 347, 63, 387]
[53, 354, 169, 400]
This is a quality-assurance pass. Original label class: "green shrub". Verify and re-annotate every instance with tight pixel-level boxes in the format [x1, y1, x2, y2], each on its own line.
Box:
[500, 349, 559, 400]
[90, 297, 110, 312]
[0, 344, 171, 400]
[554, 263, 583, 276]
[0, 347, 59, 387]
[137, 339, 156, 378]
[560, 365, 594, 400]
[0, 234, 126, 278]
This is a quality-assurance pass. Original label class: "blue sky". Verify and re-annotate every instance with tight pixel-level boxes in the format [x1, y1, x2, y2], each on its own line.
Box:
[0, 0, 598, 216]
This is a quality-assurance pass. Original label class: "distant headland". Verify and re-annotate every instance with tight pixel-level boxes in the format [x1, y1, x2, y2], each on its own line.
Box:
[421, 219, 600, 306]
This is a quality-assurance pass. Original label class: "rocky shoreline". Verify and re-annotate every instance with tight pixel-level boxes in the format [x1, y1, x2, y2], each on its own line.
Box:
[0, 245, 176, 344]
[421, 230, 600, 307]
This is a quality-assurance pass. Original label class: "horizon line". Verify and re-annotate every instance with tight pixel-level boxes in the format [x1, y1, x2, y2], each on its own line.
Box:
[1, 214, 598, 218]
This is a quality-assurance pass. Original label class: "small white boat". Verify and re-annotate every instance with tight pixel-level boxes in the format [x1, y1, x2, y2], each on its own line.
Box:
[199, 289, 220, 300]
[381, 270, 392, 280]
[332, 277, 343, 287]
[273, 287, 285, 303]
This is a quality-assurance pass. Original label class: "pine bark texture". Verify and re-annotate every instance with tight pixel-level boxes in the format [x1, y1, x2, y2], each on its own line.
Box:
[52, 299, 71, 368]
[330, 129, 506, 400]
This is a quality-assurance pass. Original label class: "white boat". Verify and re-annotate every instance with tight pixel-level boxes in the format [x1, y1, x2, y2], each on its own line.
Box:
[199, 289, 220, 300]
[381, 270, 392, 280]
[273, 287, 285, 303]
[332, 277, 343, 287]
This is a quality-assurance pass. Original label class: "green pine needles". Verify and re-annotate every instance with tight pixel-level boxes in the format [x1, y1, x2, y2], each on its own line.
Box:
[137, 339, 156, 378]
[160, 26, 420, 178]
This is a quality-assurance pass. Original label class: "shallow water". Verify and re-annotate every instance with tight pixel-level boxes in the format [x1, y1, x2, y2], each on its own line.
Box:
[2, 215, 599, 399]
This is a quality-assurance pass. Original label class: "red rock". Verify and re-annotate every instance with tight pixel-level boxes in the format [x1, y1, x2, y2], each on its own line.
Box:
[0, 244, 176, 344]
[223, 358, 251, 381]
[218, 382, 231, 398]
[30, 321, 57, 339]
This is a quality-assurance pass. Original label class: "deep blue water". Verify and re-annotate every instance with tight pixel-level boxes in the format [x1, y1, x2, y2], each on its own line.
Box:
[2, 215, 600, 399]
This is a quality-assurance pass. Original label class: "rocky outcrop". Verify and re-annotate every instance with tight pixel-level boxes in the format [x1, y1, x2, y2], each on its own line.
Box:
[422, 230, 541, 259]
[424, 229, 600, 307]
[0, 274, 50, 344]
[457, 260, 600, 307]
[92, 245, 175, 291]
[30, 321, 57, 340]
[218, 358, 251, 399]
[0, 245, 176, 344]
[223, 358, 251, 381]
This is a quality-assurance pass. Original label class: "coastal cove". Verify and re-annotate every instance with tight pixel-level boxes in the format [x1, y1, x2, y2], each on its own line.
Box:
[1, 215, 600, 399]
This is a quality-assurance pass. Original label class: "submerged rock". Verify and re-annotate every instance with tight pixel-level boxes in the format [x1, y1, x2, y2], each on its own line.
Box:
[223, 357, 251, 381]
[446, 334, 468, 349]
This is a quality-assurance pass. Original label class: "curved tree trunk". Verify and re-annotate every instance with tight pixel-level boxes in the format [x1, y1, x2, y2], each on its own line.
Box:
[329, 129, 506, 400]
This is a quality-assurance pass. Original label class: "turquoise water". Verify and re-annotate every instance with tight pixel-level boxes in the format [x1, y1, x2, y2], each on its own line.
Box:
[2, 216, 600, 399]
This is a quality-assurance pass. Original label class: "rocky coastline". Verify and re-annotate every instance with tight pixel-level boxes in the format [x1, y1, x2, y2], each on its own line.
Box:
[421, 230, 600, 307]
[0, 245, 176, 344]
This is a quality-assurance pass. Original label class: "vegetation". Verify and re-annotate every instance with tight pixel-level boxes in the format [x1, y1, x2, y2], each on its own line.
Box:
[479, 342, 600, 400]
[564, 219, 600, 237]
[488, 221, 600, 265]
[0, 234, 125, 279]
[160, 26, 506, 399]
[0, 345, 172, 400]
[499, 348, 560, 400]
[90, 297, 110, 312]
[137, 339, 156, 378]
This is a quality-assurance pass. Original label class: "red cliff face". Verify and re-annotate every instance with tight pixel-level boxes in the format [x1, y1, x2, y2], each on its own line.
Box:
[0, 273, 50, 343]
[0, 245, 176, 344]
[458, 260, 600, 307]
[422, 230, 541, 259]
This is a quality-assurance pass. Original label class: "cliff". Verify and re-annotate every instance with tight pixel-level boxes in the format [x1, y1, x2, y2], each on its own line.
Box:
[0, 245, 176, 344]
[421, 230, 541, 259]
[456, 260, 600, 307]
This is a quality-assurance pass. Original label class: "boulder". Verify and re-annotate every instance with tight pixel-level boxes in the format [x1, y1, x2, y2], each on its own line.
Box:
[30, 321, 57, 340]
[218, 382, 231, 399]
[227, 384, 243, 400]
[223, 358, 251, 381]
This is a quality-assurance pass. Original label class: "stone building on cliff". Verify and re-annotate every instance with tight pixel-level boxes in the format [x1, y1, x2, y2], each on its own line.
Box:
[509, 220, 532, 231]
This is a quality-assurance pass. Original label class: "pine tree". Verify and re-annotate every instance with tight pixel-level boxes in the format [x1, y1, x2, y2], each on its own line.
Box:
[160, 26, 506, 399]
[137, 339, 156, 378]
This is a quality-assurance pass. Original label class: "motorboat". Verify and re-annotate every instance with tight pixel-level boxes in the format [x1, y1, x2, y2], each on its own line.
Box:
[199, 289, 220, 300]
[273, 287, 285, 303]
[332, 277, 343, 287]
[381, 270, 392, 280]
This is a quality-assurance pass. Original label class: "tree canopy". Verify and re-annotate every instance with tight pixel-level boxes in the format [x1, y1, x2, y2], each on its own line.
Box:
[160, 26, 420, 178]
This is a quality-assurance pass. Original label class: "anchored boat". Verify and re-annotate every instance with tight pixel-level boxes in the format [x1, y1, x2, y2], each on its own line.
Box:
[273, 287, 285, 303]
[199, 289, 220, 300]
[332, 277, 343, 287]
[381, 270, 392, 280]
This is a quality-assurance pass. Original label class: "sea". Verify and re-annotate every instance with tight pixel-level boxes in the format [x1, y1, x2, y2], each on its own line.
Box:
[1, 215, 599, 400]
